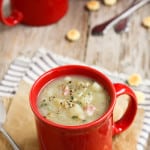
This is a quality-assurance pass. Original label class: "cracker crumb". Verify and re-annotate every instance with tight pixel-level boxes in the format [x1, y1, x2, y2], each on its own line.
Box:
[66, 29, 80, 41]
[134, 91, 145, 103]
[104, 0, 117, 6]
[127, 73, 142, 86]
[142, 16, 150, 28]
[86, 0, 100, 11]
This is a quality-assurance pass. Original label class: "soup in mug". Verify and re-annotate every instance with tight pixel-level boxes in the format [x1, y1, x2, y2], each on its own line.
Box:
[38, 75, 110, 126]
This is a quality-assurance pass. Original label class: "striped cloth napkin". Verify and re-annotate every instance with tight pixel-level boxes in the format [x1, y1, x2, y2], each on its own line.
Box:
[0, 48, 150, 150]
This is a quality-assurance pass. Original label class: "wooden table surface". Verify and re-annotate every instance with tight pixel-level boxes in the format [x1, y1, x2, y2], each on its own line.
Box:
[0, 0, 150, 149]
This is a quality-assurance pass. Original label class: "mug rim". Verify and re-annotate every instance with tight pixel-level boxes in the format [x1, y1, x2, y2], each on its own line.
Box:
[29, 65, 116, 130]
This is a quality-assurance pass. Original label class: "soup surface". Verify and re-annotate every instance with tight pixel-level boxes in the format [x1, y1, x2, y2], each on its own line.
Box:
[38, 75, 110, 126]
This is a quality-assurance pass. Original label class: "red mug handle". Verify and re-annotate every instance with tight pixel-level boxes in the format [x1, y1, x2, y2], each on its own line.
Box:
[0, 0, 23, 26]
[112, 83, 137, 135]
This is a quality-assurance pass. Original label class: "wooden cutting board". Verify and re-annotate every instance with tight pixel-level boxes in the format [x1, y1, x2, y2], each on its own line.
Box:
[0, 80, 144, 150]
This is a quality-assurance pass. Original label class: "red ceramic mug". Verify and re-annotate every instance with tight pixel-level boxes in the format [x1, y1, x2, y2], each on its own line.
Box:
[0, 0, 68, 26]
[30, 65, 137, 150]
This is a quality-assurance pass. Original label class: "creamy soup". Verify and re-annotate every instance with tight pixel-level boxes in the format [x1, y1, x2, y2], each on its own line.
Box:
[38, 75, 110, 126]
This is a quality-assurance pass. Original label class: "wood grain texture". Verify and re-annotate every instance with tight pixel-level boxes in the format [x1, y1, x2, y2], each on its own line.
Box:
[86, 0, 150, 79]
[0, 0, 88, 79]
[0, 0, 150, 148]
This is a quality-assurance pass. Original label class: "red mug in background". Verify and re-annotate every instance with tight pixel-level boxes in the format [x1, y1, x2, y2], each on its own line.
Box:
[30, 65, 137, 150]
[0, 0, 68, 26]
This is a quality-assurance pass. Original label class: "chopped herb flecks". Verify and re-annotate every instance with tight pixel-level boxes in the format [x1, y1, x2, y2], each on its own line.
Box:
[38, 75, 110, 126]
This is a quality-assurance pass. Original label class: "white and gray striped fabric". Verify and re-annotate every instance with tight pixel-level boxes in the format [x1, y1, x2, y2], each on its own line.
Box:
[0, 48, 150, 150]
[0, 57, 30, 96]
